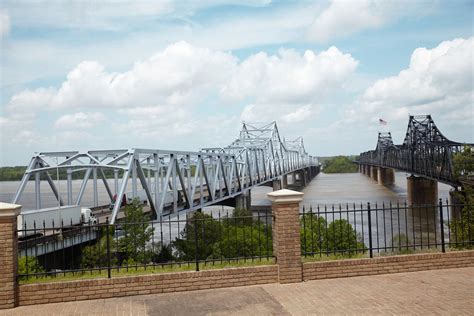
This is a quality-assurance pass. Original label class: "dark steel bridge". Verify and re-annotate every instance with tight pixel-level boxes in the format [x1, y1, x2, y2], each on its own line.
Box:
[359, 115, 473, 186]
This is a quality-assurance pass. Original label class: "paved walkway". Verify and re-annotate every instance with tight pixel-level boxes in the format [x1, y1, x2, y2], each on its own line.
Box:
[2, 267, 473, 315]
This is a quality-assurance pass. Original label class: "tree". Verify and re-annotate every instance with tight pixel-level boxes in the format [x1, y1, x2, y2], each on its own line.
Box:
[211, 209, 272, 259]
[18, 256, 44, 280]
[325, 219, 365, 255]
[300, 213, 327, 255]
[81, 231, 117, 268]
[173, 212, 222, 261]
[322, 156, 358, 173]
[300, 215, 366, 256]
[450, 146, 474, 248]
[119, 199, 155, 263]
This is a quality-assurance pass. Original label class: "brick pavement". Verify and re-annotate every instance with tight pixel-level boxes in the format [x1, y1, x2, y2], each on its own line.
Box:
[1, 267, 473, 315]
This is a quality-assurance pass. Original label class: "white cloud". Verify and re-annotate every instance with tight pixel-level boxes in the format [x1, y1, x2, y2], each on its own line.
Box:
[360, 37, 473, 117]
[308, 0, 430, 42]
[2, 41, 359, 160]
[223, 47, 357, 104]
[281, 105, 313, 123]
[5, 41, 237, 114]
[234, 46, 358, 125]
[5, 42, 357, 130]
[54, 112, 106, 129]
[327, 37, 474, 149]
[0, 9, 10, 37]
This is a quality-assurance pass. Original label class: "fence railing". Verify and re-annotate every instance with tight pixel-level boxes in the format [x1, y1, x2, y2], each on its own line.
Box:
[17, 199, 473, 282]
[17, 210, 273, 281]
[300, 199, 473, 258]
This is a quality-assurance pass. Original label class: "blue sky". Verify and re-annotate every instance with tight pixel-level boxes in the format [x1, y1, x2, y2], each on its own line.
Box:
[0, 0, 473, 166]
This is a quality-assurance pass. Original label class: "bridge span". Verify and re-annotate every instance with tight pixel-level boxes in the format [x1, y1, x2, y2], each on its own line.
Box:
[358, 115, 473, 205]
[12, 121, 320, 224]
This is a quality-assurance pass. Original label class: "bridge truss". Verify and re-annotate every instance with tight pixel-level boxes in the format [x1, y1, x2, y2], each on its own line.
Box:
[12, 121, 318, 223]
[359, 115, 472, 186]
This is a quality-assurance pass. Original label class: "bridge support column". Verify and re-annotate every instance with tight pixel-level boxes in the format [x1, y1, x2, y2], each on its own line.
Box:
[281, 175, 288, 189]
[272, 180, 282, 191]
[407, 176, 438, 206]
[267, 189, 303, 284]
[235, 190, 251, 210]
[377, 167, 395, 186]
[0, 202, 21, 309]
[370, 166, 378, 181]
[365, 165, 371, 177]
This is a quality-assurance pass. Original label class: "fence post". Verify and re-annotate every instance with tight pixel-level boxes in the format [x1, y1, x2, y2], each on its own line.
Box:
[367, 202, 373, 258]
[0, 202, 21, 309]
[439, 199, 445, 253]
[267, 189, 304, 284]
[106, 217, 112, 278]
[193, 215, 199, 271]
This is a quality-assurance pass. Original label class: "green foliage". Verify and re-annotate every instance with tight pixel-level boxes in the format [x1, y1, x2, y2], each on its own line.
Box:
[300, 215, 366, 256]
[152, 244, 175, 263]
[18, 256, 44, 279]
[300, 213, 326, 254]
[0, 166, 124, 181]
[173, 209, 272, 261]
[119, 199, 155, 263]
[390, 234, 413, 254]
[211, 214, 272, 259]
[81, 233, 117, 268]
[326, 219, 365, 253]
[450, 146, 474, 249]
[173, 212, 223, 261]
[322, 156, 358, 173]
[453, 145, 474, 180]
[0, 166, 27, 181]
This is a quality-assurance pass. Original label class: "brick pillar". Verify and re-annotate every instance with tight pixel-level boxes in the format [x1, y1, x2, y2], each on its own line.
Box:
[267, 189, 303, 284]
[0, 202, 21, 309]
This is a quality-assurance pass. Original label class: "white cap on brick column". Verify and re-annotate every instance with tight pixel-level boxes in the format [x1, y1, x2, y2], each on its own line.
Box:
[0, 202, 22, 219]
[267, 189, 304, 204]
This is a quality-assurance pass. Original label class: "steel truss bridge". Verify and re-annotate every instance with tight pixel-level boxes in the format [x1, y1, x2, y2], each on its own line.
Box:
[359, 115, 473, 186]
[12, 122, 319, 223]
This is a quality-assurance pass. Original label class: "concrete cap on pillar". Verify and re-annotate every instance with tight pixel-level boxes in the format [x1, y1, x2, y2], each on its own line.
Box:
[267, 189, 304, 204]
[0, 202, 22, 219]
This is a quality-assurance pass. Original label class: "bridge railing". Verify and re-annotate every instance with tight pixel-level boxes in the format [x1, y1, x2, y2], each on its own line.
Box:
[17, 207, 273, 282]
[300, 200, 473, 259]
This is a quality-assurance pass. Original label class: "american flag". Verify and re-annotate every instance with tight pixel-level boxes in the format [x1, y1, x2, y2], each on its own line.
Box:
[379, 118, 388, 126]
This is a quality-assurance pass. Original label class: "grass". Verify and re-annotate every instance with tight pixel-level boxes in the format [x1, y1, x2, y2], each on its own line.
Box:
[302, 253, 368, 262]
[19, 258, 275, 285]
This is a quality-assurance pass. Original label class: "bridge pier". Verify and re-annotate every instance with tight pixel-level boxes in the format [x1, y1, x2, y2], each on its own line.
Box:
[281, 174, 288, 189]
[272, 179, 282, 191]
[235, 190, 252, 210]
[407, 175, 438, 206]
[370, 166, 378, 181]
[377, 167, 395, 186]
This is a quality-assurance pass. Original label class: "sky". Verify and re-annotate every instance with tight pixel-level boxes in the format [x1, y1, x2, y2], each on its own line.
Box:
[0, 0, 473, 166]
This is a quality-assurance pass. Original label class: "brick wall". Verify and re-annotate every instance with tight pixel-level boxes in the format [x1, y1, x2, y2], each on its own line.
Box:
[18, 265, 278, 306]
[303, 251, 474, 281]
[0, 219, 19, 309]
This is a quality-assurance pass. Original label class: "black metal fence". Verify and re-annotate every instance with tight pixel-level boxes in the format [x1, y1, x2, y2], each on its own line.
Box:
[17, 210, 273, 281]
[16, 199, 474, 281]
[300, 199, 473, 258]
